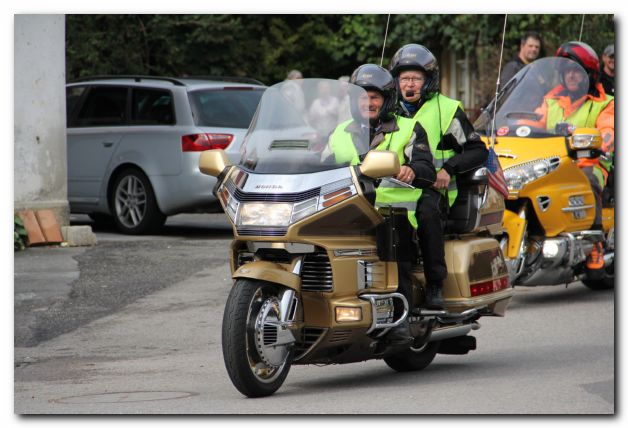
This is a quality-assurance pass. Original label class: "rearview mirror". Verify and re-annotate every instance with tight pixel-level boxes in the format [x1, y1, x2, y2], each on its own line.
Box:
[199, 150, 232, 177]
[359, 150, 400, 179]
[569, 128, 603, 150]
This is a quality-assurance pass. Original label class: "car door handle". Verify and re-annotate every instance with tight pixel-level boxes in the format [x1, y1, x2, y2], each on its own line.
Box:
[102, 141, 114, 147]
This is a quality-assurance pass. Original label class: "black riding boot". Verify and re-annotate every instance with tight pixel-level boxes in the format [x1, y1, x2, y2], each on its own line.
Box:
[424, 282, 444, 309]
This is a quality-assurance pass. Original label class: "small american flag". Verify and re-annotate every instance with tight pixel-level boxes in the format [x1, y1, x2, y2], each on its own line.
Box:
[487, 146, 509, 198]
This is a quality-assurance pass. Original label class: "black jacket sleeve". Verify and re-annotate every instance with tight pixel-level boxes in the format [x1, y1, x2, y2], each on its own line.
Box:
[500, 60, 520, 88]
[406, 122, 437, 188]
[439, 107, 488, 176]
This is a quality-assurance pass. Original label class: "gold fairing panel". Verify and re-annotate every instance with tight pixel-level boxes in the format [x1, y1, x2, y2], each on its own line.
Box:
[490, 136, 596, 235]
[442, 236, 513, 312]
[476, 186, 505, 235]
[298, 203, 379, 236]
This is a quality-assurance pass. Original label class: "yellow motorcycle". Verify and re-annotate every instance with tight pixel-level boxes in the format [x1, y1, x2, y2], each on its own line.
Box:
[475, 57, 614, 290]
[201, 78, 513, 397]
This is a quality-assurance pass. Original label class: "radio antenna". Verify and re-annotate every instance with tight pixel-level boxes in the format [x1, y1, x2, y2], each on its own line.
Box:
[490, 14, 509, 148]
[380, 14, 391, 67]
[579, 14, 585, 41]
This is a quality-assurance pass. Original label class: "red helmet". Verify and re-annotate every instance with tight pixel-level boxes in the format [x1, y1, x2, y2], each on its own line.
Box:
[555, 41, 600, 89]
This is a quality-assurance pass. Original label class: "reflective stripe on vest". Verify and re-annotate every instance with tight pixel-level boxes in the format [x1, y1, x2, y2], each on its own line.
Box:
[413, 94, 462, 206]
[328, 117, 421, 228]
[373, 116, 422, 229]
[546, 96, 613, 130]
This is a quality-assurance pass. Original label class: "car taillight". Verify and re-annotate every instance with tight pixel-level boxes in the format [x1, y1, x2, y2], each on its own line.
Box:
[470, 277, 509, 297]
[181, 133, 234, 152]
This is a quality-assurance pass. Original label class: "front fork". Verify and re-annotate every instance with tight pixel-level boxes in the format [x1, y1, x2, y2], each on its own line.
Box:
[501, 204, 528, 284]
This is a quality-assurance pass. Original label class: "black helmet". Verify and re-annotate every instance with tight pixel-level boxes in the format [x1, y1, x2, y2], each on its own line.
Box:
[389, 43, 439, 100]
[350, 63, 397, 122]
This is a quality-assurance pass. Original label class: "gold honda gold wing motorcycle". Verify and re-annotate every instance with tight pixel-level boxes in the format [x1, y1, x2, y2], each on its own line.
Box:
[200, 79, 513, 397]
[474, 57, 614, 290]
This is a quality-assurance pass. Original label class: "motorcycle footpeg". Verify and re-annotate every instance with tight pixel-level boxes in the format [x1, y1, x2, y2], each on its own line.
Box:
[410, 308, 447, 318]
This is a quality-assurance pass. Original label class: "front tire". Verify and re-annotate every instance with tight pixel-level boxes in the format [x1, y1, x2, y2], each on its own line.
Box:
[384, 341, 440, 372]
[110, 168, 166, 234]
[222, 279, 294, 397]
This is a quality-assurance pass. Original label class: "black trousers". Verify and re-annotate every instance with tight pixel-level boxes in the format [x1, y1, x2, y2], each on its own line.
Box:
[582, 166, 603, 230]
[415, 188, 448, 285]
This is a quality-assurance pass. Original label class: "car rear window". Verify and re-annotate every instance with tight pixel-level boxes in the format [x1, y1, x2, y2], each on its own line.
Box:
[132, 88, 175, 125]
[66, 86, 87, 124]
[189, 88, 264, 128]
[74, 86, 128, 126]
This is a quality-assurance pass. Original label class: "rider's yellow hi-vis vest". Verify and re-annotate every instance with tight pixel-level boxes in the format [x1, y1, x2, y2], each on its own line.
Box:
[412, 94, 462, 207]
[546, 94, 614, 187]
[329, 116, 422, 228]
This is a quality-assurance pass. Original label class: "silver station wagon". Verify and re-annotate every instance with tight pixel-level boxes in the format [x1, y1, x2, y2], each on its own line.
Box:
[66, 76, 265, 234]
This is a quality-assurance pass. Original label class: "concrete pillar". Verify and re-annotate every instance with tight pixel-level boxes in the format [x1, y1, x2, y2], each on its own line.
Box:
[14, 15, 69, 225]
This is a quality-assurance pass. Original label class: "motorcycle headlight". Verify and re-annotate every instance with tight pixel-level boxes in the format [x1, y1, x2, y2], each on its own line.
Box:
[221, 176, 357, 227]
[238, 203, 293, 227]
[504, 157, 559, 191]
[504, 169, 524, 190]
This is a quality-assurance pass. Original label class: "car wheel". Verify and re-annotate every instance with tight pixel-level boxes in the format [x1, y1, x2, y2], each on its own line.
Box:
[110, 168, 166, 234]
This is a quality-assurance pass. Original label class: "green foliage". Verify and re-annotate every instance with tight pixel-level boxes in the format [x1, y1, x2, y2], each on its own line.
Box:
[66, 14, 614, 92]
[14, 215, 28, 252]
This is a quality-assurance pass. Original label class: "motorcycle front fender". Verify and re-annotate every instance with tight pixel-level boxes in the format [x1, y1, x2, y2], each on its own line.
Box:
[502, 209, 526, 259]
[233, 261, 301, 292]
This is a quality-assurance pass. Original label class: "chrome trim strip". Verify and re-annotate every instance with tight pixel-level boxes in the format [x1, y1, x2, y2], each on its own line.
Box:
[334, 248, 378, 257]
[562, 205, 594, 212]
[246, 242, 316, 254]
[241, 168, 353, 194]
[428, 323, 478, 342]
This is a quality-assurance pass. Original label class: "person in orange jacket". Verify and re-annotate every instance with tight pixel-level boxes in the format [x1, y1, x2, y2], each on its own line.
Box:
[533, 41, 614, 274]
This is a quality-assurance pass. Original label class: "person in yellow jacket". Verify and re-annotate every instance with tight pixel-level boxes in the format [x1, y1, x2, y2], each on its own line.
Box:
[530, 41, 614, 275]
[325, 64, 436, 344]
[389, 44, 489, 309]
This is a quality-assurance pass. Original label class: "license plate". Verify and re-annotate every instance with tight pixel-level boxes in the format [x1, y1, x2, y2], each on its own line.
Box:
[375, 298, 394, 323]
[577, 150, 591, 158]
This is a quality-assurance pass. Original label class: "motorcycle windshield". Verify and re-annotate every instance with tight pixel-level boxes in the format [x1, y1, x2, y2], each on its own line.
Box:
[237, 78, 370, 174]
[474, 57, 590, 137]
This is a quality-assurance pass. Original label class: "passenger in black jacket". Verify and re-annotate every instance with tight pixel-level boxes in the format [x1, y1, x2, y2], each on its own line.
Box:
[389, 43, 489, 310]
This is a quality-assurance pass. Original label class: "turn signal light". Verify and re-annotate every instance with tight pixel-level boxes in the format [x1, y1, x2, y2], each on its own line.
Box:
[322, 187, 353, 208]
[182, 133, 234, 152]
[470, 277, 509, 297]
[335, 307, 362, 322]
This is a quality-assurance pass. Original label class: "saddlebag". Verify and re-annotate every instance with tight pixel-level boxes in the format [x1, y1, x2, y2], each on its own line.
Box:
[376, 207, 415, 262]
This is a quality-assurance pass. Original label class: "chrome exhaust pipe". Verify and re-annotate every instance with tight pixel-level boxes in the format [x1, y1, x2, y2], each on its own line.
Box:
[428, 322, 480, 342]
[604, 252, 614, 267]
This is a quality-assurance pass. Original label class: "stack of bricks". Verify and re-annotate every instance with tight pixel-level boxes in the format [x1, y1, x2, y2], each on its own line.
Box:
[16, 209, 64, 246]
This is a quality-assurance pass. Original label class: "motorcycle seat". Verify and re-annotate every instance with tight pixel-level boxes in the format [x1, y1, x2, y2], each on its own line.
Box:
[444, 167, 488, 234]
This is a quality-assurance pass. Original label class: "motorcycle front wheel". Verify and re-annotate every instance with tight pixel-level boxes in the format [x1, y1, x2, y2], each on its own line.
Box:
[222, 278, 295, 398]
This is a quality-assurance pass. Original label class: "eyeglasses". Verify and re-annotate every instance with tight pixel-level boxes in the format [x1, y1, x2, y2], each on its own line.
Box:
[399, 76, 425, 84]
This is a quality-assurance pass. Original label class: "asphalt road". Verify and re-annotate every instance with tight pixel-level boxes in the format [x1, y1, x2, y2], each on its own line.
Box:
[13, 214, 616, 414]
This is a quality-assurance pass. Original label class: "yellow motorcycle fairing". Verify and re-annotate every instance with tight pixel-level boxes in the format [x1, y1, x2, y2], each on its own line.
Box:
[502, 209, 526, 259]
[494, 136, 596, 236]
